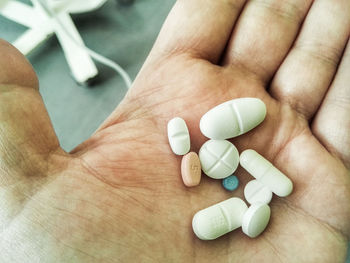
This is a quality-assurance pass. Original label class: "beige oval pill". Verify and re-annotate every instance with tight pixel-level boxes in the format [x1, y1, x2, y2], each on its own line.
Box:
[181, 152, 201, 187]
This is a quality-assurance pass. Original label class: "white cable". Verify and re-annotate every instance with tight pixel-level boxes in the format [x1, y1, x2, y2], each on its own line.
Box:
[35, 0, 132, 89]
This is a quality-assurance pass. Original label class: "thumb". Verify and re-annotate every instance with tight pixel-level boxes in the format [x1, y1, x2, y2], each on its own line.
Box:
[0, 39, 38, 88]
[0, 40, 65, 191]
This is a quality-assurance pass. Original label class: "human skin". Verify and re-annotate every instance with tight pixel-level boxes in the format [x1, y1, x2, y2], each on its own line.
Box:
[0, 0, 349, 262]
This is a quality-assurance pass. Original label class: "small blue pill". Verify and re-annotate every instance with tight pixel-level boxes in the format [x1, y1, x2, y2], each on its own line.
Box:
[222, 175, 239, 191]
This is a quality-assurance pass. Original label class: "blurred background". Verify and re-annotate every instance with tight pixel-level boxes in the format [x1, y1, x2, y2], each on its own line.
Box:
[0, 0, 174, 151]
[0, 1, 349, 261]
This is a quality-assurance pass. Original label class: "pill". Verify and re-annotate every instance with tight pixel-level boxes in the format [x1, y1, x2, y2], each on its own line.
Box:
[200, 98, 266, 139]
[167, 117, 190, 155]
[240, 149, 293, 197]
[181, 152, 201, 187]
[222, 175, 239, 191]
[199, 140, 239, 179]
[244, 179, 272, 205]
[242, 202, 271, 238]
[192, 197, 248, 240]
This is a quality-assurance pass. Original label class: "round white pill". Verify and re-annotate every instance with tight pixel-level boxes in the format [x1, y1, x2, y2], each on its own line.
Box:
[167, 117, 190, 155]
[240, 149, 293, 197]
[200, 98, 266, 139]
[192, 197, 248, 240]
[244, 179, 273, 205]
[199, 140, 239, 179]
[242, 203, 271, 238]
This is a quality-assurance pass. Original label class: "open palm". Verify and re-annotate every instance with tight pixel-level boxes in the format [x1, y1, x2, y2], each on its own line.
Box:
[1, 0, 350, 262]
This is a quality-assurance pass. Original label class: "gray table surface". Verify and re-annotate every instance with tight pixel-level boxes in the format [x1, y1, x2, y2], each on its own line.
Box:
[0, 0, 349, 261]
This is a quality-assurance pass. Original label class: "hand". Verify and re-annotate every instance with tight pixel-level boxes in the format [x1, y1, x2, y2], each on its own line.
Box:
[1, 0, 349, 262]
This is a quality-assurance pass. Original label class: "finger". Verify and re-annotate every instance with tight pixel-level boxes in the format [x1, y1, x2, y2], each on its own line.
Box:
[222, 0, 313, 82]
[0, 40, 62, 188]
[312, 39, 350, 168]
[270, 0, 350, 119]
[148, 0, 247, 63]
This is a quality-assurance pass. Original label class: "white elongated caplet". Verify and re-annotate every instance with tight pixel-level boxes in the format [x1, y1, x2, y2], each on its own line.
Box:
[192, 197, 248, 240]
[200, 98, 266, 139]
[240, 149, 293, 197]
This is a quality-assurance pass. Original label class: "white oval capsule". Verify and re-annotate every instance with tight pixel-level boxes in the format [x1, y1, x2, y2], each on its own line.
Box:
[199, 140, 239, 179]
[244, 179, 273, 205]
[200, 98, 266, 139]
[167, 117, 190, 155]
[240, 150, 293, 197]
[242, 203, 271, 238]
[192, 197, 248, 240]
